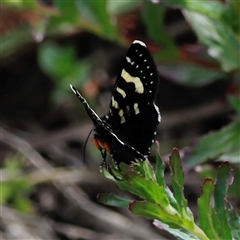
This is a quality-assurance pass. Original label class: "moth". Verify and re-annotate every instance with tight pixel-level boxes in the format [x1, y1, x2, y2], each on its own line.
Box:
[70, 40, 160, 167]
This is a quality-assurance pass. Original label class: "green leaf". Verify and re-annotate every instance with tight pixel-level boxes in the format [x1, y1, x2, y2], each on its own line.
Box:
[38, 41, 92, 102]
[198, 179, 220, 240]
[1, 155, 34, 213]
[97, 193, 131, 208]
[54, 0, 79, 23]
[226, 201, 240, 239]
[130, 201, 180, 224]
[155, 148, 179, 211]
[2, 0, 39, 10]
[142, 2, 179, 62]
[184, 121, 240, 169]
[213, 162, 233, 240]
[228, 95, 240, 113]
[1, 29, 33, 59]
[157, 62, 226, 87]
[108, 1, 143, 15]
[154, 220, 202, 240]
[163, 0, 240, 71]
[76, 0, 118, 39]
[229, 166, 240, 197]
[226, 0, 240, 33]
[155, 144, 166, 187]
[142, 2, 176, 49]
[121, 171, 170, 207]
[14, 198, 34, 213]
[198, 163, 236, 240]
[140, 159, 157, 181]
[38, 42, 74, 78]
[170, 149, 191, 219]
[184, 11, 240, 72]
[163, 0, 229, 25]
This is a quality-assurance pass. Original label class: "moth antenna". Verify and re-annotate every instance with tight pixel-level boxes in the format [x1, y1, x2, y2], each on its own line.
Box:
[83, 127, 94, 165]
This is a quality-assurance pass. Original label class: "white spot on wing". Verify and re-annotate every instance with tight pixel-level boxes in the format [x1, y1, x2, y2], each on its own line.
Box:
[126, 57, 134, 65]
[154, 103, 161, 122]
[117, 87, 126, 98]
[121, 69, 144, 94]
[119, 109, 125, 123]
[111, 96, 119, 109]
[126, 57, 131, 63]
[133, 103, 140, 115]
[133, 40, 146, 47]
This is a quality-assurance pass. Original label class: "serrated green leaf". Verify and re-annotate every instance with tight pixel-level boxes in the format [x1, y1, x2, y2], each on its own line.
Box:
[229, 166, 240, 197]
[97, 193, 131, 208]
[155, 146, 166, 187]
[130, 201, 179, 223]
[126, 172, 170, 206]
[214, 162, 234, 201]
[141, 159, 156, 181]
[170, 149, 190, 219]
[226, 201, 240, 239]
[170, 149, 184, 187]
[184, 121, 240, 169]
[155, 146, 179, 211]
[198, 179, 220, 240]
[154, 220, 203, 240]
[213, 162, 233, 240]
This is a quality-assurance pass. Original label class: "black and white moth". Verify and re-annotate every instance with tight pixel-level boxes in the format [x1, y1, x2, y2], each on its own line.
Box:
[70, 40, 161, 167]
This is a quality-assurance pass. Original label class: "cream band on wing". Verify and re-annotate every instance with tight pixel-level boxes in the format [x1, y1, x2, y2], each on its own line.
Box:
[116, 87, 126, 98]
[121, 69, 144, 94]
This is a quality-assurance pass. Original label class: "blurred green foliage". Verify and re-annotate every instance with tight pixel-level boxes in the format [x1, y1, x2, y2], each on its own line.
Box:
[38, 42, 92, 102]
[184, 96, 240, 169]
[2, 0, 239, 71]
[1, 155, 34, 213]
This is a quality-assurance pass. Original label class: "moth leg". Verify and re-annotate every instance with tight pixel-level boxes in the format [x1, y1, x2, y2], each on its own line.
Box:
[100, 148, 108, 170]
